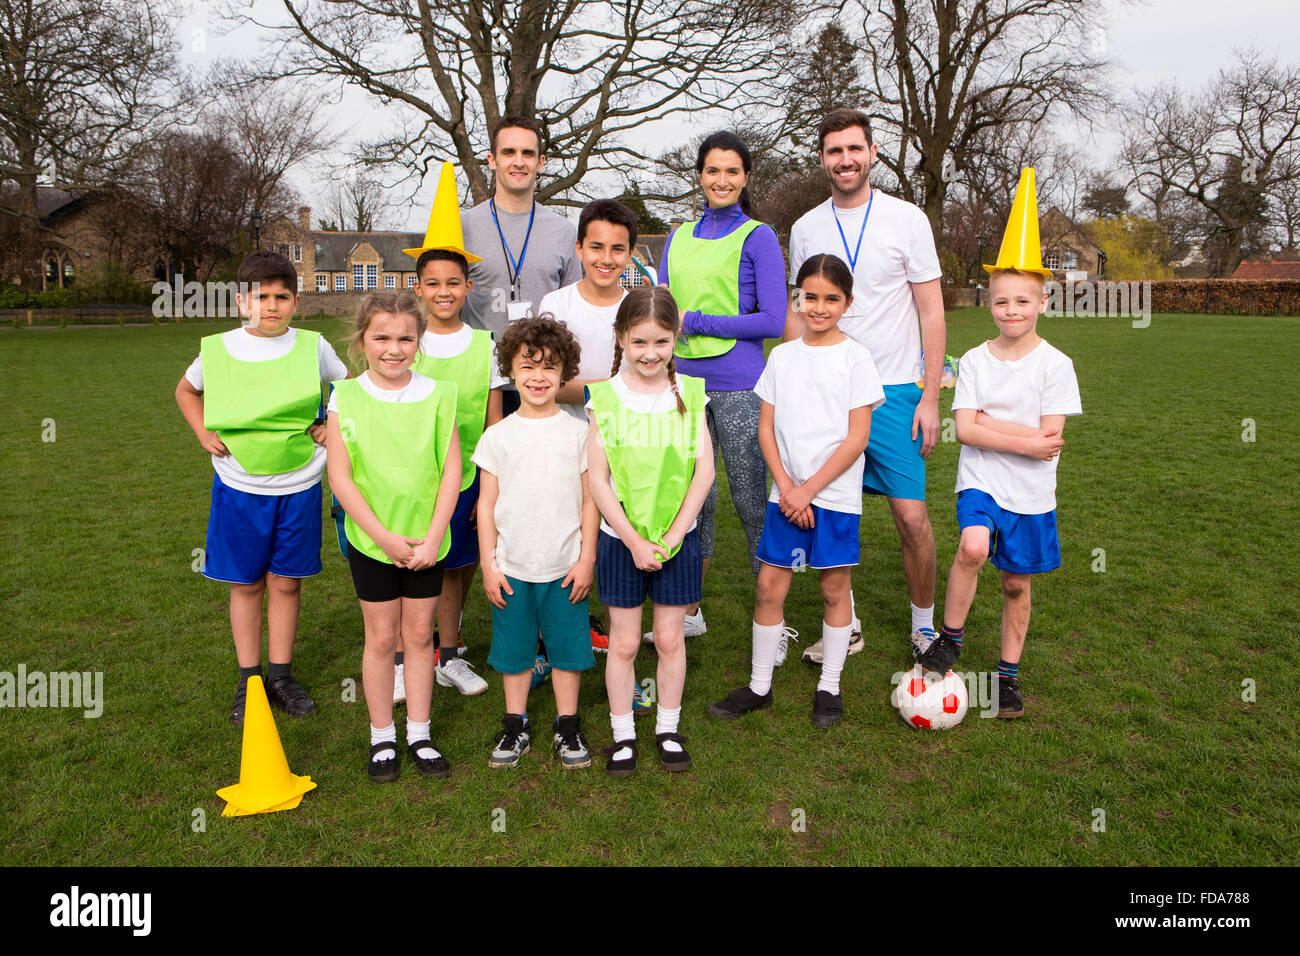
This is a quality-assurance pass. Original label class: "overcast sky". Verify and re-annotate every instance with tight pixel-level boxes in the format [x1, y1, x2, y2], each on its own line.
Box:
[179, 0, 1296, 231]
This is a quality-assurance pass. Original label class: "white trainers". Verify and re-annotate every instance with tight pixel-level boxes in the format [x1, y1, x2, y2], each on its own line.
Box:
[436, 657, 488, 696]
[801, 618, 864, 664]
[392, 663, 406, 704]
[910, 626, 938, 659]
[644, 608, 707, 645]
[772, 625, 800, 667]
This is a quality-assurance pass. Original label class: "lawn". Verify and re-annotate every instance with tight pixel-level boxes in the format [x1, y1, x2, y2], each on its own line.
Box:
[1, 308, 1297, 866]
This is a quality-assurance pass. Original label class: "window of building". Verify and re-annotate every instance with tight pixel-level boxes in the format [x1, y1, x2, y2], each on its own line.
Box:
[1044, 252, 1061, 270]
[384, 274, 395, 289]
[297, 275, 303, 292]
[407, 275, 416, 289]
[278, 243, 290, 258]
[352, 264, 363, 289]
[293, 244, 302, 263]
[366, 264, 378, 289]
[316, 273, 328, 292]
[335, 274, 346, 291]
[1062, 250, 1078, 270]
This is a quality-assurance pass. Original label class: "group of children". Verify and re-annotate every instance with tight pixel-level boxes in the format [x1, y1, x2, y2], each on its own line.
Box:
[177, 165, 1080, 781]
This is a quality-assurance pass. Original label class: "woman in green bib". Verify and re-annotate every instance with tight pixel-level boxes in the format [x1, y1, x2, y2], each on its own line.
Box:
[655, 131, 788, 641]
[326, 292, 463, 784]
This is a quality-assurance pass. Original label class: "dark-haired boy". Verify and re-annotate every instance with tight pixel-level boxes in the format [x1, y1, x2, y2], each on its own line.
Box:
[472, 317, 598, 769]
[175, 250, 348, 724]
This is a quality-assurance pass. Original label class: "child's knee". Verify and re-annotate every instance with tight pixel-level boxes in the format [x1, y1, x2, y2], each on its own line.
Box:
[608, 634, 639, 664]
[957, 533, 989, 567]
[266, 573, 301, 594]
[819, 571, 850, 605]
[365, 627, 400, 656]
[1001, 573, 1030, 601]
[652, 630, 684, 657]
[400, 623, 433, 650]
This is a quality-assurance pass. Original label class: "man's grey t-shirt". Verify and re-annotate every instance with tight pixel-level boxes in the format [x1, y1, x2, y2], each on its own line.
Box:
[461, 200, 582, 338]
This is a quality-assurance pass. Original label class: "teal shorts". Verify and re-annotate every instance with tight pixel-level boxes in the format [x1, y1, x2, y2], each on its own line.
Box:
[487, 576, 595, 675]
[862, 382, 927, 501]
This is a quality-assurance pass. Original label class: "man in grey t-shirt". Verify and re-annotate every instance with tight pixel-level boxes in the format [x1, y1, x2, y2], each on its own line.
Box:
[462, 117, 581, 340]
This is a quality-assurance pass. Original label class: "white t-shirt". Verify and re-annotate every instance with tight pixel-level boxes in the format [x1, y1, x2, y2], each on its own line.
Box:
[418, 325, 510, 390]
[538, 282, 625, 421]
[471, 410, 589, 583]
[951, 340, 1083, 514]
[754, 338, 885, 514]
[325, 369, 438, 413]
[185, 327, 348, 495]
[788, 191, 942, 385]
[584, 373, 709, 539]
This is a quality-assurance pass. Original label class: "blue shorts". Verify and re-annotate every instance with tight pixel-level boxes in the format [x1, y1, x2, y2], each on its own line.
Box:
[862, 383, 926, 501]
[956, 488, 1060, 574]
[204, 475, 323, 584]
[596, 528, 703, 608]
[756, 502, 860, 569]
[487, 577, 594, 674]
[443, 469, 481, 570]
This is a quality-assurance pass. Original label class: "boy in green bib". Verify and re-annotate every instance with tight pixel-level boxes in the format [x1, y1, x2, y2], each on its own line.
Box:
[175, 251, 348, 725]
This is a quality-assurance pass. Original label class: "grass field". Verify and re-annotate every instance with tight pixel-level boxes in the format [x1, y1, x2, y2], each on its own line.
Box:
[2, 308, 1297, 866]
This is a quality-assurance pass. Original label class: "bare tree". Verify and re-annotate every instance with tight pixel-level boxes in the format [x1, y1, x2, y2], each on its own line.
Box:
[323, 173, 391, 232]
[224, 0, 834, 205]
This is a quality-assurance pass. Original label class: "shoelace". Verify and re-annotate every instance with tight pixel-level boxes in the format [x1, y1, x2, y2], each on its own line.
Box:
[777, 625, 799, 650]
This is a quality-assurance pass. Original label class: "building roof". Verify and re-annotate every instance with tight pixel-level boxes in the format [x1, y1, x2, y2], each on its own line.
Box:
[312, 230, 424, 272]
[1231, 259, 1300, 280]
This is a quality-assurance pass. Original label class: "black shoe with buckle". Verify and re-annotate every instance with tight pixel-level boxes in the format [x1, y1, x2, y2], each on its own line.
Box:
[706, 685, 772, 720]
[407, 740, 451, 778]
[367, 741, 399, 783]
[811, 690, 843, 728]
[655, 732, 692, 772]
[602, 739, 638, 778]
[230, 676, 258, 726]
[267, 675, 317, 716]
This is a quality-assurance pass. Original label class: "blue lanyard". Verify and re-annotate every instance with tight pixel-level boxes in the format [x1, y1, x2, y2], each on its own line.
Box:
[489, 199, 535, 299]
[831, 190, 874, 271]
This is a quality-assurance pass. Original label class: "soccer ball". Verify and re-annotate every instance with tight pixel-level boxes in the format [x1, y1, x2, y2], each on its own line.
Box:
[892, 664, 968, 730]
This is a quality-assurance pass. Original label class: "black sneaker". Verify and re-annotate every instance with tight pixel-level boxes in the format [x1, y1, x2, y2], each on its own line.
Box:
[811, 690, 843, 728]
[997, 675, 1025, 719]
[553, 715, 592, 770]
[267, 675, 317, 716]
[706, 685, 773, 720]
[488, 715, 531, 768]
[917, 634, 961, 676]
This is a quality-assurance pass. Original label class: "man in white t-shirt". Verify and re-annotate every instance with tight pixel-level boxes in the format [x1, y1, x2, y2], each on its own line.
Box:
[542, 199, 641, 420]
[784, 108, 947, 663]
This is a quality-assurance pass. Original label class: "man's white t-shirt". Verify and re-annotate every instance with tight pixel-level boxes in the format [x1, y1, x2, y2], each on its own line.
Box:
[471, 411, 589, 583]
[418, 325, 510, 390]
[951, 340, 1083, 514]
[787, 191, 942, 385]
[185, 327, 348, 495]
[754, 338, 885, 514]
[538, 282, 625, 421]
[585, 373, 709, 539]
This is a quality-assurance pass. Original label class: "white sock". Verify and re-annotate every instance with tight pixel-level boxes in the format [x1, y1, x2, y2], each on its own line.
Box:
[911, 602, 934, 633]
[851, 590, 857, 621]
[749, 620, 784, 695]
[370, 722, 397, 760]
[406, 718, 441, 760]
[609, 711, 635, 760]
[656, 706, 683, 752]
[817, 621, 854, 694]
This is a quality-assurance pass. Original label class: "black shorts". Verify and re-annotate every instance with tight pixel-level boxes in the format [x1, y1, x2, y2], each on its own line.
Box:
[347, 547, 445, 603]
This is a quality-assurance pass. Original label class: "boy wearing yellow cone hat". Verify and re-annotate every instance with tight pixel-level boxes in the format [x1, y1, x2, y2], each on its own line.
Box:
[403, 162, 507, 698]
[916, 168, 1082, 719]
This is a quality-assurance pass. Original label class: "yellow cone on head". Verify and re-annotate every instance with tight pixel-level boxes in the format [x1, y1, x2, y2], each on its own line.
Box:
[217, 676, 316, 817]
[984, 167, 1054, 278]
[404, 162, 482, 263]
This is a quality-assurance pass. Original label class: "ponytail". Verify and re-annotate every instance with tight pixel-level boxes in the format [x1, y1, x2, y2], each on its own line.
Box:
[610, 340, 623, 379]
[738, 186, 754, 219]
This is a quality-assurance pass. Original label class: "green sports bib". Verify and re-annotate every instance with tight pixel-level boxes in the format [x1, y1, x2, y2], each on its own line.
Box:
[588, 375, 705, 559]
[200, 329, 321, 475]
[412, 329, 492, 491]
[333, 377, 458, 565]
[666, 218, 762, 360]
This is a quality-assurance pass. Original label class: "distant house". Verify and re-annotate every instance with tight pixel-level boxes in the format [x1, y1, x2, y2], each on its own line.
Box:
[1231, 254, 1300, 281]
[1039, 207, 1104, 277]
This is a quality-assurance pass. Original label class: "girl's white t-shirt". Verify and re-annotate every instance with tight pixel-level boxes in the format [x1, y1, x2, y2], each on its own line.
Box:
[753, 337, 885, 515]
[418, 325, 509, 389]
[951, 339, 1083, 514]
[537, 282, 626, 421]
[325, 369, 438, 413]
[184, 327, 348, 495]
[787, 191, 942, 385]
[585, 373, 709, 538]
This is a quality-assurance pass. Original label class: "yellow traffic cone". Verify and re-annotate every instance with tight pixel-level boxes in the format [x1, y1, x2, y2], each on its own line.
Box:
[403, 162, 482, 262]
[217, 676, 316, 817]
[983, 168, 1055, 278]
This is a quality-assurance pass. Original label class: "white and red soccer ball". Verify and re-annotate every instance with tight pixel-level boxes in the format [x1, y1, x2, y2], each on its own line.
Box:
[892, 664, 968, 730]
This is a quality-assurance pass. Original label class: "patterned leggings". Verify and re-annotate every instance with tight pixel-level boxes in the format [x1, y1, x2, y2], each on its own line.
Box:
[699, 389, 767, 575]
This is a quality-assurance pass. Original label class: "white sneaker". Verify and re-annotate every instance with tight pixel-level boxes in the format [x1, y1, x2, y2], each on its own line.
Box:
[800, 618, 864, 664]
[772, 625, 800, 667]
[643, 608, 707, 645]
[910, 626, 938, 659]
[392, 663, 406, 704]
[436, 657, 488, 696]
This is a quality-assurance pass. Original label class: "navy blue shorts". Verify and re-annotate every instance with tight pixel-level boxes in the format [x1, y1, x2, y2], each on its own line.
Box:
[956, 488, 1060, 574]
[443, 468, 481, 570]
[756, 501, 860, 569]
[204, 476, 323, 584]
[488, 577, 594, 674]
[596, 528, 703, 608]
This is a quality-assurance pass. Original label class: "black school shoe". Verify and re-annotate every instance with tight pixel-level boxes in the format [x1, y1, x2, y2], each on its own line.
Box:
[267, 675, 317, 716]
[368, 742, 400, 783]
[997, 675, 1025, 719]
[407, 740, 451, 778]
[706, 686, 773, 720]
[602, 739, 638, 778]
[917, 634, 961, 676]
[230, 676, 256, 726]
[655, 732, 692, 772]
[811, 690, 843, 728]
